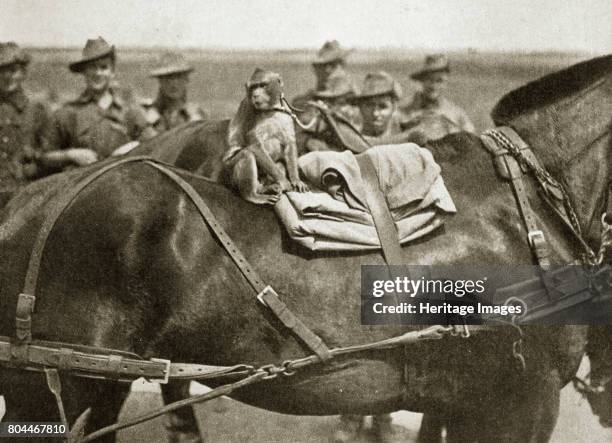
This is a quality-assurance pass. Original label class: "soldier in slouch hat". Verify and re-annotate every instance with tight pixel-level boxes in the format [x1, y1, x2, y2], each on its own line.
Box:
[0, 42, 50, 205]
[399, 54, 475, 141]
[41, 37, 156, 171]
[142, 51, 207, 132]
[292, 40, 354, 111]
[353, 71, 403, 137]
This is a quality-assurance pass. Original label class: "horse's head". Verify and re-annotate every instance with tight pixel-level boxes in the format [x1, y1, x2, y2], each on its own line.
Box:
[492, 55, 612, 254]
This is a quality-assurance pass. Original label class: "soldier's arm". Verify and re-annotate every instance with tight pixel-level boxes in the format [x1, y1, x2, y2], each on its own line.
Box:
[20, 102, 51, 179]
[38, 108, 98, 168]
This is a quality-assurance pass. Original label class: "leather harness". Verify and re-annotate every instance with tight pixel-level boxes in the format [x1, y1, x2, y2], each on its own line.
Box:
[4, 126, 609, 379]
[2, 125, 611, 439]
[481, 127, 612, 321]
[3, 155, 330, 385]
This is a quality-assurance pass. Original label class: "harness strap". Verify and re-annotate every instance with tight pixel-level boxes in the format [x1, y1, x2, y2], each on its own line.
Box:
[354, 154, 404, 265]
[9, 155, 330, 382]
[143, 161, 332, 361]
[0, 336, 253, 383]
[15, 156, 153, 352]
[504, 154, 551, 268]
[494, 265, 604, 322]
[481, 130, 551, 268]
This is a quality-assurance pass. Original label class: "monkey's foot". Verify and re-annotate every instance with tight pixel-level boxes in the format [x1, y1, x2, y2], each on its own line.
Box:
[243, 192, 281, 205]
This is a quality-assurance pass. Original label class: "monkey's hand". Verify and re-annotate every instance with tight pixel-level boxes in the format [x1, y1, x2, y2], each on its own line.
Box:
[291, 179, 309, 192]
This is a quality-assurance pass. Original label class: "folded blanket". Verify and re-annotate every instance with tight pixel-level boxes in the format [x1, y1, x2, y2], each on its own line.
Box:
[275, 143, 456, 251]
[275, 175, 456, 251]
[298, 143, 441, 211]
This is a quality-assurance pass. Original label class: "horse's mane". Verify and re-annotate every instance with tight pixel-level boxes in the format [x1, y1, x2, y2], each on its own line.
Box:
[491, 55, 612, 125]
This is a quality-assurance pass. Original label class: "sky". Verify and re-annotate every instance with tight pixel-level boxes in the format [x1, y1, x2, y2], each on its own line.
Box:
[1, 0, 610, 53]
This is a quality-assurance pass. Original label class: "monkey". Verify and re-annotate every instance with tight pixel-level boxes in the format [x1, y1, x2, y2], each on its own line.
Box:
[224, 68, 309, 205]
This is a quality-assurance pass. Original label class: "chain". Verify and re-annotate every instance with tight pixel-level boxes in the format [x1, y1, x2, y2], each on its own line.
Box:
[510, 314, 527, 372]
[483, 129, 584, 240]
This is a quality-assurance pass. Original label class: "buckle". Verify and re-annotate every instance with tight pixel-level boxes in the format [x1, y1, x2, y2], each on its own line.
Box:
[256, 285, 275, 306]
[527, 230, 545, 247]
[148, 358, 171, 384]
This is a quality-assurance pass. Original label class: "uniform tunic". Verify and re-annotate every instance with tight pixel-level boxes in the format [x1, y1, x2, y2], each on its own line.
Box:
[142, 97, 206, 133]
[0, 89, 48, 199]
[45, 89, 150, 159]
[399, 91, 475, 140]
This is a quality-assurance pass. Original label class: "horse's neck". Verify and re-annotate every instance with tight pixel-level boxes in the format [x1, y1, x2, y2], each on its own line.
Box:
[506, 74, 612, 242]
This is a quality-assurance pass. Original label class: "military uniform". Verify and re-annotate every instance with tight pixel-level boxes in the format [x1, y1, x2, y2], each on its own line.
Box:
[292, 40, 352, 110]
[0, 42, 48, 204]
[0, 90, 48, 197]
[146, 51, 207, 133]
[43, 38, 153, 162]
[45, 89, 150, 159]
[399, 54, 475, 140]
[399, 91, 475, 135]
[142, 97, 206, 132]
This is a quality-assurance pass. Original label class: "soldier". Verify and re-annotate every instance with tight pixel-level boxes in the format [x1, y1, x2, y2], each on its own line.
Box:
[311, 73, 360, 125]
[292, 40, 353, 110]
[0, 42, 49, 206]
[399, 54, 475, 140]
[354, 71, 403, 138]
[143, 52, 207, 132]
[41, 37, 155, 171]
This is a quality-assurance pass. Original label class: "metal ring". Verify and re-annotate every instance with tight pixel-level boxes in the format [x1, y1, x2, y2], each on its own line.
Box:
[504, 297, 527, 319]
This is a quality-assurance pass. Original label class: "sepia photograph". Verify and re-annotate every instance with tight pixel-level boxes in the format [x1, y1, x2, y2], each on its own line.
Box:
[0, 0, 611, 441]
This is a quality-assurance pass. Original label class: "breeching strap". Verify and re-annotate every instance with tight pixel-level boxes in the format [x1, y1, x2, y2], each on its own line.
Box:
[15, 156, 154, 349]
[13, 156, 329, 374]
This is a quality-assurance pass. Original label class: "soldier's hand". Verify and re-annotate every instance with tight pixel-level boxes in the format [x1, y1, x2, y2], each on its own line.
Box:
[68, 148, 99, 166]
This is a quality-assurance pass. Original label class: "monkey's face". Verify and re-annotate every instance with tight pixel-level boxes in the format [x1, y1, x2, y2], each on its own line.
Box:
[246, 69, 283, 111]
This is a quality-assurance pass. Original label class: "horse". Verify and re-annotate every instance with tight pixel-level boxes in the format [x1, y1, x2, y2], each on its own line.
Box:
[0, 55, 610, 443]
